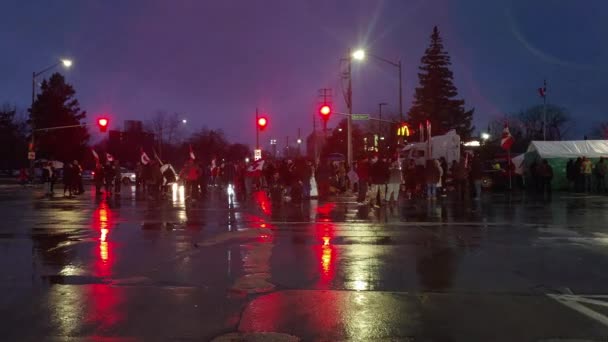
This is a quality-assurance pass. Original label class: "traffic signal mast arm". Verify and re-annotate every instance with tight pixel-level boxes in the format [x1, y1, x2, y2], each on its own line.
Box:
[33, 123, 88, 132]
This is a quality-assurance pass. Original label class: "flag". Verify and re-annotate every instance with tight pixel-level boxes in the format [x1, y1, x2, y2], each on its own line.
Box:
[538, 80, 547, 98]
[91, 149, 99, 160]
[106, 153, 114, 162]
[246, 159, 265, 177]
[189, 144, 195, 160]
[140, 148, 150, 165]
[501, 123, 514, 151]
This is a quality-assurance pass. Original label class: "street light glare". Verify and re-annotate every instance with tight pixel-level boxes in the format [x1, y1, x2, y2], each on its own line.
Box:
[61, 59, 73, 68]
[182, 119, 187, 124]
[481, 132, 490, 140]
[352, 49, 365, 61]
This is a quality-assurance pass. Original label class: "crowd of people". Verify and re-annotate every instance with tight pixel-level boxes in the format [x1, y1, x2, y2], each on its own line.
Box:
[565, 156, 607, 193]
[26, 151, 608, 204]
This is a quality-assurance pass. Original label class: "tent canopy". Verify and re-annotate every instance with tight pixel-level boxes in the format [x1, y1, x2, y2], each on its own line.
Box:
[526, 140, 608, 159]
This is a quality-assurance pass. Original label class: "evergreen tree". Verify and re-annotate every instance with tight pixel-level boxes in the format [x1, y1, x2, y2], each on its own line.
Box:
[0, 103, 28, 169]
[29, 73, 89, 162]
[408, 26, 474, 139]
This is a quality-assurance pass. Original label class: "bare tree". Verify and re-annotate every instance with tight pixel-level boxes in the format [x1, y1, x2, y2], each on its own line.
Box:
[145, 111, 184, 157]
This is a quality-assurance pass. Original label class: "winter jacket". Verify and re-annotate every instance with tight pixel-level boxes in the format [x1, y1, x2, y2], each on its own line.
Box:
[370, 160, 389, 184]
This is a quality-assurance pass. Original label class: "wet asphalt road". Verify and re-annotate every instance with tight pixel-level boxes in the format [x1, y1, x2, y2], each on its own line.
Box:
[1, 183, 608, 341]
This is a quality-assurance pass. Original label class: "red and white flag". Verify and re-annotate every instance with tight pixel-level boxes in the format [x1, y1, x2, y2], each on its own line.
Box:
[246, 159, 265, 177]
[538, 80, 547, 98]
[106, 153, 114, 162]
[140, 148, 150, 165]
[189, 144, 195, 160]
[91, 149, 99, 160]
[501, 123, 514, 151]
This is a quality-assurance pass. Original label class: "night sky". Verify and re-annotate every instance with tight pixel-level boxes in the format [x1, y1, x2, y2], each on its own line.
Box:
[2, 0, 607, 147]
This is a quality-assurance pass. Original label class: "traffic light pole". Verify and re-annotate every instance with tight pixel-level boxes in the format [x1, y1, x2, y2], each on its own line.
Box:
[347, 52, 353, 167]
[255, 108, 259, 150]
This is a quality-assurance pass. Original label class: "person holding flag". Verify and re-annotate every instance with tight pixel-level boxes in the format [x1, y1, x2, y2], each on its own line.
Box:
[501, 123, 515, 190]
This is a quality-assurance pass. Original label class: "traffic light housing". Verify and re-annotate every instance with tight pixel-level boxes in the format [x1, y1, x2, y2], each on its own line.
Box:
[97, 118, 109, 133]
[257, 117, 268, 131]
[319, 104, 331, 122]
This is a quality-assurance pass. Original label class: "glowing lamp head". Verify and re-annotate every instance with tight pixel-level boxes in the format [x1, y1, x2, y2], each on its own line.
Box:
[352, 49, 365, 61]
[61, 59, 73, 68]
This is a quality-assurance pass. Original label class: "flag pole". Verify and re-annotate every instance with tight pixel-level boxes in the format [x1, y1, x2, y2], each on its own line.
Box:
[508, 147, 512, 190]
[542, 79, 547, 141]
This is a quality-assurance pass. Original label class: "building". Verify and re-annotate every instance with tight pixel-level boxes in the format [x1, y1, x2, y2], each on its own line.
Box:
[107, 120, 155, 168]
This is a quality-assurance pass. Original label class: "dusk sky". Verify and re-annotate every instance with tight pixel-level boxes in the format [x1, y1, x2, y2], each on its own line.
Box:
[2, 0, 607, 147]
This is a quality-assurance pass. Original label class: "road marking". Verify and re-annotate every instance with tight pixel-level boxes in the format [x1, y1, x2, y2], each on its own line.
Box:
[547, 293, 608, 328]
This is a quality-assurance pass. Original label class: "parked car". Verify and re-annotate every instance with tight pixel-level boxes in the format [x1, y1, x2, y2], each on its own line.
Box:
[120, 167, 137, 185]
[81, 170, 94, 181]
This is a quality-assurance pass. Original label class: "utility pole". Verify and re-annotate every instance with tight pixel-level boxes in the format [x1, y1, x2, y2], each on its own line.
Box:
[378, 102, 388, 153]
[255, 108, 259, 149]
[347, 52, 353, 166]
[297, 128, 301, 157]
[313, 113, 318, 162]
[542, 80, 547, 141]
[318, 88, 332, 159]
[398, 60, 403, 123]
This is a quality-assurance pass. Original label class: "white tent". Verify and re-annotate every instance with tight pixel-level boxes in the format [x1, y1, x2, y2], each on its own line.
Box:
[526, 140, 608, 159]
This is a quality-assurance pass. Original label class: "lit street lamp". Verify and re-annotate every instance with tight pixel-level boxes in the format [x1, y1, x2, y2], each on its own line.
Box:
[352, 49, 403, 123]
[481, 132, 491, 141]
[352, 49, 366, 61]
[182, 119, 187, 124]
[29, 58, 73, 176]
[344, 48, 403, 165]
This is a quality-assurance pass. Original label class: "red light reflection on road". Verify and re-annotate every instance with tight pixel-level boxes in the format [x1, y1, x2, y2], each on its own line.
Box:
[92, 201, 115, 277]
[315, 223, 337, 288]
[253, 191, 272, 216]
[316, 202, 336, 216]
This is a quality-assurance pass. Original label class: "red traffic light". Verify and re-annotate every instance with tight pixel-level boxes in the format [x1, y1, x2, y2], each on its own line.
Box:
[97, 118, 109, 132]
[257, 117, 268, 130]
[319, 105, 331, 116]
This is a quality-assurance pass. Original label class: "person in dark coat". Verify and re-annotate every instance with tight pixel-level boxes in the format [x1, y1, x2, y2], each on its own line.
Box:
[369, 155, 389, 207]
[356, 157, 370, 204]
[470, 155, 483, 199]
[566, 159, 575, 191]
[63, 161, 73, 197]
[103, 162, 115, 196]
[94, 163, 105, 196]
[538, 159, 553, 197]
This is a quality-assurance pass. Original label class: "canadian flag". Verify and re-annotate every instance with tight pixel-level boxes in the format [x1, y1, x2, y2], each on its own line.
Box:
[140, 148, 150, 165]
[189, 144, 195, 160]
[538, 80, 547, 98]
[91, 149, 99, 160]
[501, 124, 514, 151]
[246, 159, 265, 177]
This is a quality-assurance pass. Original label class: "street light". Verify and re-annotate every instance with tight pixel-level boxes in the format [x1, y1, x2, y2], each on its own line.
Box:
[29, 58, 73, 176]
[352, 49, 366, 61]
[481, 132, 490, 141]
[352, 49, 403, 123]
[182, 119, 187, 124]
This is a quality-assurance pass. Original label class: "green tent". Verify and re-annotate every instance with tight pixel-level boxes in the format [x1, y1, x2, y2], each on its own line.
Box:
[524, 140, 608, 190]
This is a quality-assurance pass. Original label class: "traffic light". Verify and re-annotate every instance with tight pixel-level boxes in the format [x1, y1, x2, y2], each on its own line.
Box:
[257, 117, 268, 131]
[97, 118, 109, 133]
[319, 104, 331, 122]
